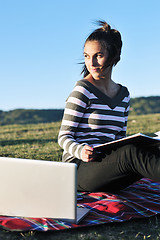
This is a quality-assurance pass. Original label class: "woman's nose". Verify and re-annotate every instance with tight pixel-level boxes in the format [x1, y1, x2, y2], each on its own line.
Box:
[91, 57, 97, 66]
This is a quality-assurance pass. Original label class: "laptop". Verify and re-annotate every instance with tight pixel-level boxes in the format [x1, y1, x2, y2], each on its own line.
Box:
[0, 157, 90, 224]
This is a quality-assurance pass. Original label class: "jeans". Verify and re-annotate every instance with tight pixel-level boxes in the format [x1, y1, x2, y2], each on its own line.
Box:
[71, 144, 160, 192]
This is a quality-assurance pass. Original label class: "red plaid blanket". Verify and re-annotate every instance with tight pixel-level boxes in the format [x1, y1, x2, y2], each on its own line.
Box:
[0, 178, 160, 232]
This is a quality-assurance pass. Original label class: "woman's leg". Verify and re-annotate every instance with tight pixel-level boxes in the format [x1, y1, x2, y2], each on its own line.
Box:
[74, 144, 160, 192]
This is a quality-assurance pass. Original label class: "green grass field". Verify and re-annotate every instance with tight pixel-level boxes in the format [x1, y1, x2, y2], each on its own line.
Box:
[0, 113, 160, 239]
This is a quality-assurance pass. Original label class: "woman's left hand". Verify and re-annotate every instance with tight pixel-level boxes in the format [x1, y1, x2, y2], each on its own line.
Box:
[81, 145, 97, 162]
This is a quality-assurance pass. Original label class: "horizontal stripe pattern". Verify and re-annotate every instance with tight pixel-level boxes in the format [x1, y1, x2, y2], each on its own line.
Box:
[58, 79, 130, 162]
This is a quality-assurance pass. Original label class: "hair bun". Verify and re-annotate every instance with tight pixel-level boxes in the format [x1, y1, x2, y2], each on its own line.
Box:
[97, 20, 111, 32]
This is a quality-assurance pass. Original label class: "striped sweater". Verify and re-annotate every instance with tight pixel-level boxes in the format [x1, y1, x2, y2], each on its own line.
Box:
[58, 79, 130, 162]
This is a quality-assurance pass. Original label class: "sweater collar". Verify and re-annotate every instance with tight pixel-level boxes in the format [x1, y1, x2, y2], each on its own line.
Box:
[80, 79, 128, 109]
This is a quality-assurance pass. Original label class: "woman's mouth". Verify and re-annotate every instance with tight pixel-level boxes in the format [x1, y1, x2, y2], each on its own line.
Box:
[91, 68, 99, 72]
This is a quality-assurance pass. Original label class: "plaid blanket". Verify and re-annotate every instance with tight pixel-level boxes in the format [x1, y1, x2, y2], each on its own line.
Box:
[0, 178, 160, 232]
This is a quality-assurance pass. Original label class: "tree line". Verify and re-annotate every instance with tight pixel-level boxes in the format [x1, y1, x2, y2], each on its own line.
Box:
[130, 96, 160, 115]
[0, 96, 159, 125]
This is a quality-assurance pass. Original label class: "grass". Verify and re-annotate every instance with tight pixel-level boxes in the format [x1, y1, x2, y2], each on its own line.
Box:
[0, 113, 160, 239]
[0, 121, 63, 161]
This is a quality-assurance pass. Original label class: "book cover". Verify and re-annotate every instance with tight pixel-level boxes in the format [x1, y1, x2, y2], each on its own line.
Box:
[94, 132, 160, 152]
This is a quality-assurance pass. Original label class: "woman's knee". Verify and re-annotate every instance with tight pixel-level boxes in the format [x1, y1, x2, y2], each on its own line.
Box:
[77, 171, 100, 192]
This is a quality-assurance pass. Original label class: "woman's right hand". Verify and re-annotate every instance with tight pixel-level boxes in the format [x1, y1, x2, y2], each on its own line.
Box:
[81, 145, 96, 162]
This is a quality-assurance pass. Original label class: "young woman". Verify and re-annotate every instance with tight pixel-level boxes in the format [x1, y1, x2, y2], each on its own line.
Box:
[58, 20, 160, 192]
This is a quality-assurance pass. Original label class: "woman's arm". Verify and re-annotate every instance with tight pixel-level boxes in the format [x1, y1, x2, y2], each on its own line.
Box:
[115, 95, 130, 140]
[58, 83, 93, 161]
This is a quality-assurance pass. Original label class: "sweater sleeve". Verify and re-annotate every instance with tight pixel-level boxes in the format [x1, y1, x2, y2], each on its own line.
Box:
[115, 94, 130, 140]
[58, 82, 90, 160]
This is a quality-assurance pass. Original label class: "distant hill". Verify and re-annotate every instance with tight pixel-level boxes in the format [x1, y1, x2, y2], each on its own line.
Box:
[0, 109, 64, 125]
[130, 96, 160, 115]
[0, 96, 159, 125]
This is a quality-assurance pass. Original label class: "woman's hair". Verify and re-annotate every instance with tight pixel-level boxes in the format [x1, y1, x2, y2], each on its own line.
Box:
[81, 20, 122, 77]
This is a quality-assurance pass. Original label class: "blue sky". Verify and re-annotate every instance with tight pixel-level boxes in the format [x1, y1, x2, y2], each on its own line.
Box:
[0, 0, 160, 111]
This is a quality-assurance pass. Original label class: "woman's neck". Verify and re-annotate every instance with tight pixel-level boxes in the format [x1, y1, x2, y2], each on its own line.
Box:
[85, 73, 120, 99]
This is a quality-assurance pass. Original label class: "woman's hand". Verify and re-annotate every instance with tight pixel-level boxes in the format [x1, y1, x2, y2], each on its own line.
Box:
[81, 145, 96, 162]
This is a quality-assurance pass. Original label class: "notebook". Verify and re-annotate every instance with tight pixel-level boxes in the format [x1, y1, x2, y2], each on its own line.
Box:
[0, 157, 90, 224]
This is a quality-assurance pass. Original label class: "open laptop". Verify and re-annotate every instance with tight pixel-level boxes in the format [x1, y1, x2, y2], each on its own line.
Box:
[0, 157, 90, 224]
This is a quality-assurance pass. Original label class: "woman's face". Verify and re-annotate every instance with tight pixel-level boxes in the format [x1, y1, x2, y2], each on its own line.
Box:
[84, 40, 109, 80]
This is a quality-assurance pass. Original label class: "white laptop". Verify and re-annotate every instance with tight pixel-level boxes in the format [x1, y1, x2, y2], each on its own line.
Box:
[0, 157, 90, 224]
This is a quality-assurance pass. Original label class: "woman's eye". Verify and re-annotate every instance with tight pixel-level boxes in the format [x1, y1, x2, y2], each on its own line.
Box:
[97, 54, 103, 58]
[84, 54, 89, 58]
